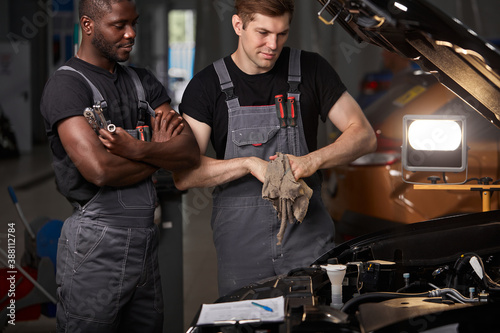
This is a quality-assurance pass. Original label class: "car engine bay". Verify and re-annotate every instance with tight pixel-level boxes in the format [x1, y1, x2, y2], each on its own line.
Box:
[190, 211, 500, 332]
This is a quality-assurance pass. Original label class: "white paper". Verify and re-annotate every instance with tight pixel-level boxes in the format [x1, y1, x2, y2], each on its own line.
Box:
[196, 296, 285, 326]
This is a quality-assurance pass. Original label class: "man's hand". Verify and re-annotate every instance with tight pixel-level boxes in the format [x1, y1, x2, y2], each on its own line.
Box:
[99, 127, 141, 160]
[270, 154, 318, 181]
[245, 156, 269, 183]
[151, 110, 184, 143]
[287, 154, 319, 180]
[99, 110, 185, 159]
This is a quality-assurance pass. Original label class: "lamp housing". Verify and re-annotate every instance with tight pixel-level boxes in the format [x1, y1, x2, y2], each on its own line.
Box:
[402, 114, 467, 173]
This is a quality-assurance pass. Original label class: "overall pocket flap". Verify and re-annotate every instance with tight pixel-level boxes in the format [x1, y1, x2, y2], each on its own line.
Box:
[232, 126, 279, 146]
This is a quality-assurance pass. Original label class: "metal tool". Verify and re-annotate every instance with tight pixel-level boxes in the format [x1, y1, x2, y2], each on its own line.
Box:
[83, 102, 116, 134]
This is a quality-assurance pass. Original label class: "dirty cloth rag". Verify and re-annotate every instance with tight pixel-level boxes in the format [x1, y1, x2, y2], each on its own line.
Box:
[262, 152, 313, 245]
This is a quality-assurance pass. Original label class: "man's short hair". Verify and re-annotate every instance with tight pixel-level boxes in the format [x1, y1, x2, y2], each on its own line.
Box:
[79, 0, 131, 20]
[234, 0, 294, 28]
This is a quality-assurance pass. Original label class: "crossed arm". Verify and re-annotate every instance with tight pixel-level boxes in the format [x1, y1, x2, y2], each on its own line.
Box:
[57, 102, 200, 188]
[173, 91, 377, 191]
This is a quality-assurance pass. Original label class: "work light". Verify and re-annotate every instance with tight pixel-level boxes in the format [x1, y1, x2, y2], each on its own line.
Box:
[402, 114, 467, 173]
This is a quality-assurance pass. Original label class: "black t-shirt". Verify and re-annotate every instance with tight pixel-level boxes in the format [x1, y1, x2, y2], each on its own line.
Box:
[179, 47, 347, 159]
[40, 57, 171, 204]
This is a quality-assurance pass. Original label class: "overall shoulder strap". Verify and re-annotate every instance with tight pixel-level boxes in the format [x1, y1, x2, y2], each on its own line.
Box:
[213, 58, 240, 109]
[58, 65, 106, 107]
[288, 48, 302, 95]
[122, 66, 156, 119]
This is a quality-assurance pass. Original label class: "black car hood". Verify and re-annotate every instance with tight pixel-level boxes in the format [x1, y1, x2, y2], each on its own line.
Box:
[316, 0, 500, 128]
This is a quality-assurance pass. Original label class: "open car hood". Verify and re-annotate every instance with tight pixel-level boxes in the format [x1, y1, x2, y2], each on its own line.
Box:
[316, 0, 500, 128]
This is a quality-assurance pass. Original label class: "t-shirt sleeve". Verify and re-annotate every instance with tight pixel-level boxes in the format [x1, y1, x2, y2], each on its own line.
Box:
[40, 71, 95, 135]
[310, 52, 347, 122]
[179, 72, 215, 127]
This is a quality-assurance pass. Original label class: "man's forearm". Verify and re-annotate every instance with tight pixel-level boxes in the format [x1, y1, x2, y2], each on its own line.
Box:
[85, 152, 158, 187]
[59, 118, 158, 188]
[99, 129, 200, 172]
[313, 122, 377, 169]
[173, 155, 261, 191]
[286, 122, 376, 181]
[134, 133, 200, 172]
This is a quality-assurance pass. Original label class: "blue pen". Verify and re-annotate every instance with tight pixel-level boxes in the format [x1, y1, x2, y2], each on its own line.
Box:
[251, 302, 273, 312]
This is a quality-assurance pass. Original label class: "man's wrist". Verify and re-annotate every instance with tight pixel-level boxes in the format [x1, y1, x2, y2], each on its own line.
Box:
[307, 151, 324, 172]
[129, 139, 147, 160]
[242, 156, 253, 174]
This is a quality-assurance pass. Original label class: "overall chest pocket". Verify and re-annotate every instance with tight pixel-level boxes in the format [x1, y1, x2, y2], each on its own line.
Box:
[231, 126, 281, 159]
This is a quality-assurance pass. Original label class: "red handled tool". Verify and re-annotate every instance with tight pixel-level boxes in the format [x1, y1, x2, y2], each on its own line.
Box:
[275, 95, 287, 128]
[287, 96, 297, 127]
[136, 126, 151, 141]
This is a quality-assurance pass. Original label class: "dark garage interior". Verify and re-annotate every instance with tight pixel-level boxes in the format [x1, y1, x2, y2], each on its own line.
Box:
[1, 1, 500, 332]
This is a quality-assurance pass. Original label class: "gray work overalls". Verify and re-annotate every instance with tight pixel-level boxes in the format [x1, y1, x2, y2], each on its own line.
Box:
[55, 66, 163, 332]
[212, 48, 335, 296]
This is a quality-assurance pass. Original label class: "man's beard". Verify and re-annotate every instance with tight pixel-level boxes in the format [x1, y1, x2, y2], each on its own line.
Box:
[91, 29, 128, 63]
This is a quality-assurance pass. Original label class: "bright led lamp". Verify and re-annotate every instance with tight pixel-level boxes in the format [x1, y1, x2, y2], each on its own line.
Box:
[402, 115, 467, 173]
